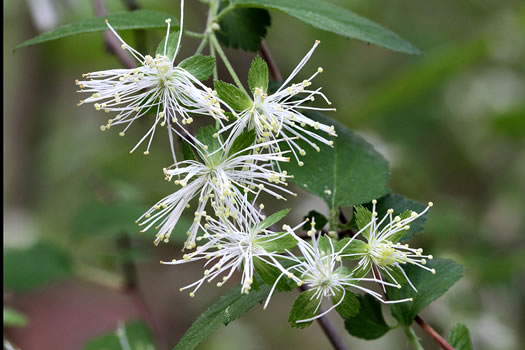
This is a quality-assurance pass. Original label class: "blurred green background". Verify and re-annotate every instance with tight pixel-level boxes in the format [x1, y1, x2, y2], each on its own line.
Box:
[3, 0, 525, 349]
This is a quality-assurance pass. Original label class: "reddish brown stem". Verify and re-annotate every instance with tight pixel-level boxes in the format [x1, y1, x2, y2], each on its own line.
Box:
[259, 40, 282, 81]
[415, 315, 455, 350]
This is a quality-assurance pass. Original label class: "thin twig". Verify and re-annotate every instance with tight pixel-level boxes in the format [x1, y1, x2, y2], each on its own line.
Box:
[93, 0, 136, 69]
[259, 41, 282, 81]
[299, 285, 348, 350]
[415, 316, 455, 350]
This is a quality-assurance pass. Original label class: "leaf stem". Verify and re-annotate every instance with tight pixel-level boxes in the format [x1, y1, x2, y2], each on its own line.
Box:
[185, 30, 206, 39]
[213, 3, 235, 22]
[195, 35, 209, 55]
[210, 34, 248, 94]
[405, 326, 425, 350]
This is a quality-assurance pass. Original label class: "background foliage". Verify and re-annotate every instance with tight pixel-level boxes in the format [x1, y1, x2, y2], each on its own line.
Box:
[4, 0, 525, 349]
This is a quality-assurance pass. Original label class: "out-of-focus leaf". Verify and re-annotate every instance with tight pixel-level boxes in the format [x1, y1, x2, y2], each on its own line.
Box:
[174, 281, 270, 350]
[4, 242, 73, 291]
[386, 258, 464, 326]
[344, 294, 391, 339]
[489, 108, 525, 140]
[282, 112, 390, 210]
[3, 307, 28, 327]
[83, 320, 154, 350]
[16, 10, 178, 50]
[216, 5, 270, 51]
[448, 323, 473, 350]
[231, 0, 420, 54]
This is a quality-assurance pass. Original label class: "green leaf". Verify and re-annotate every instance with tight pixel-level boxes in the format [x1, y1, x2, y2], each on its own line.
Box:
[367, 193, 428, 241]
[230, 0, 419, 54]
[83, 321, 154, 350]
[16, 10, 178, 50]
[283, 112, 390, 210]
[196, 126, 223, 165]
[174, 282, 270, 350]
[156, 30, 180, 60]
[256, 231, 298, 252]
[248, 56, 269, 93]
[288, 289, 318, 329]
[178, 55, 216, 81]
[335, 238, 367, 259]
[332, 289, 359, 319]
[317, 235, 334, 255]
[386, 258, 464, 326]
[216, 6, 271, 52]
[227, 128, 256, 157]
[302, 210, 328, 231]
[353, 205, 372, 240]
[254, 208, 290, 233]
[4, 307, 28, 327]
[344, 294, 391, 340]
[181, 140, 198, 161]
[448, 323, 473, 350]
[214, 80, 252, 111]
[4, 242, 72, 291]
[253, 257, 296, 292]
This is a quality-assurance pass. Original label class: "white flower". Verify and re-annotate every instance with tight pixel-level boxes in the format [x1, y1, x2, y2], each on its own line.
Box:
[340, 200, 436, 292]
[219, 41, 337, 167]
[266, 232, 409, 324]
[161, 202, 300, 296]
[137, 137, 295, 248]
[76, 0, 227, 158]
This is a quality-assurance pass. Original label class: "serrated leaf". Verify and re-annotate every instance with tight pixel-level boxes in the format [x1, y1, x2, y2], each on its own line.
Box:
[332, 289, 359, 319]
[155, 30, 180, 60]
[83, 321, 154, 350]
[4, 242, 72, 291]
[253, 257, 296, 292]
[367, 193, 427, 241]
[216, 6, 271, 52]
[302, 210, 328, 231]
[178, 55, 216, 81]
[174, 281, 270, 350]
[353, 205, 372, 240]
[248, 56, 269, 93]
[344, 294, 391, 340]
[283, 112, 390, 212]
[231, 0, 419, 54]
[3, 308, 28, 327]
[256, 231, 297, 252]
[16, 10, 178, 50]
[254, 208, 290, 233]
[386, 258, 464, 326]
[214, 80, 252, 111]
[227, 128, 256, 157]
[335, 238, 367, 259]
[288, 289, 318, 329]
[448, 323, 473, 350]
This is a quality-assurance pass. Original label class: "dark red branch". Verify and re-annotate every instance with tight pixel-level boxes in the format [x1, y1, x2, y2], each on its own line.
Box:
[415, 315, 455, 350]
[259, 41, 283, 81]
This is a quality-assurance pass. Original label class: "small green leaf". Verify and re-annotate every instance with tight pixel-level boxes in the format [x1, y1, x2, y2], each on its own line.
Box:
[230, 0, 419, 54]
[216, 6, 271, 52]
[302, 210, 328, 231]
[196, 126, 222, 164]
[256, 231, 297, 252]
[253, 257, 296, 292]
[174, 281, 270, 350]
[448, 323, 473, 350]
[156, 30, 180, 60]
[178, 55, 216, 81]
[227, 128, 256, 157]
[4, 242, 72, 291]
[83, 321, 154, 350]
[353, 205, 372, 240]
[344, 294, 391, 340]
[317, 235, 334, 255]
[248, 56, 269, 93]
[16, 10, 178, 50]
[335, 238, 367, 259]
[254, 208, 290, 233]
[332, 289, 359, 319]
[288, 289, 319, 329]
[214, 80, 252, 111]
[282, 112, 390, 212]
[181, 140, 198, 161]
[3, 307, 28, 327]
[386, 258, 464, 326]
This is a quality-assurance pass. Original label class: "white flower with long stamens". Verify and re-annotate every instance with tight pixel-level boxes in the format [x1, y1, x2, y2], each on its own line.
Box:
[161, 202, 301, 296]
[76, 0, 228, 159]
[338, 200, 436, 292]
[137, 135, 295, 249]
[268, 232, 410, 325]
[219, 41, 337, 167]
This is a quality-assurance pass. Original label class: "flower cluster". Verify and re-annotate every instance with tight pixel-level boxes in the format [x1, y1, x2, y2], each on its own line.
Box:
[76, 0, 439, 327]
